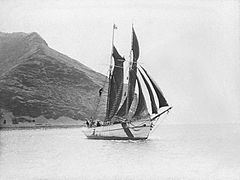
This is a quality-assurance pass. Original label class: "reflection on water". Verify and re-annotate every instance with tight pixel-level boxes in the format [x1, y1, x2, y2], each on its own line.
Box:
[1, 124, 240, 179]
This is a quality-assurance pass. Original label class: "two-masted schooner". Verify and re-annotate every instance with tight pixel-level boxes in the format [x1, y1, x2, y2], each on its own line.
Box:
[82, 25, 172, 140]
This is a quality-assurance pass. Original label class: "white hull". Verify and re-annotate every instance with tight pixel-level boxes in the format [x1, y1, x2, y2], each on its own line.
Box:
[82, 119, 152, 140]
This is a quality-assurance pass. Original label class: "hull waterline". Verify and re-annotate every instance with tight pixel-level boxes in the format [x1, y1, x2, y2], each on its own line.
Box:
[82, 120, 151, 140]
[86, 135, 147, 140]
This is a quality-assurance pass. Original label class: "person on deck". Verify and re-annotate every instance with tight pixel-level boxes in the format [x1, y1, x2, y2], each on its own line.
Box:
[86, 120, 89, 127]
[89, 116, 94, 127]
[96, 121, 101, 127]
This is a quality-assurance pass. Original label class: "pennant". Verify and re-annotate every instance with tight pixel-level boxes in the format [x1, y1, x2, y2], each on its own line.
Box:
[113, 24, 118, 29]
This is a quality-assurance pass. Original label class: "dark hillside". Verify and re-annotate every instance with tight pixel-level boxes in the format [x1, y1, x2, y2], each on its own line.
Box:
[0, 32, 107, 127]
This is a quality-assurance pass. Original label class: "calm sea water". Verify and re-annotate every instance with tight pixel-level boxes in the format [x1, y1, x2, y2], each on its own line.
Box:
[1, 124, 240, 180]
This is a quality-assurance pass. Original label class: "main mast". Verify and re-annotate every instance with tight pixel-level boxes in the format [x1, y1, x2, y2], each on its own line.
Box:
[125, 25, 134, 119]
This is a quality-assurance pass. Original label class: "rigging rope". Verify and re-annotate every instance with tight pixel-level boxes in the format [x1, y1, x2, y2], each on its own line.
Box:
[150, 112, 169, 134]
[92, 69, 109, 121]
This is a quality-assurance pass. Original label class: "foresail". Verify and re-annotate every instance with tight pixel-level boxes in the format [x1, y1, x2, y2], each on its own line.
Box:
[105, 46, 125, 121]
[139, 69, 158, 114]
[141, 66, 168, 108]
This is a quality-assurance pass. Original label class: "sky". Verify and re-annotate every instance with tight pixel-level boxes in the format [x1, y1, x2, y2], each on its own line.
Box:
[0, 0, 239, 124]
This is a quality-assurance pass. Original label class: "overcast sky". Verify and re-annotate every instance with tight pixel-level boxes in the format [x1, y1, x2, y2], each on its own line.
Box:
[0, 0, 239, 124]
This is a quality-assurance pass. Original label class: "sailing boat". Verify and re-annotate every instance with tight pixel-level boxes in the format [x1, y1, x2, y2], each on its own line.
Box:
[82, 25, 172, 140]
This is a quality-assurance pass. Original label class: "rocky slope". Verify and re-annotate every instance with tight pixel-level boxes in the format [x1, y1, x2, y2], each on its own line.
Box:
[0, 32, 107, 127]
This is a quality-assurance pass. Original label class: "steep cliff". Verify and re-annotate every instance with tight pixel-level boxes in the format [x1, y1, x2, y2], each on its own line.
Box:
[0, 32, 107, 127]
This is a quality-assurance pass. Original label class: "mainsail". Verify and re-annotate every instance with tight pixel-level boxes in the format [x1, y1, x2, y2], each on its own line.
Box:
[116, 27, 139, 117]
[132, 27, 140, 61]
[105, 46, 125, 121]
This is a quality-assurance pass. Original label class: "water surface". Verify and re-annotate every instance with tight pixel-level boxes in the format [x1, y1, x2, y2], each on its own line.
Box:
[1, 124, 240, 179]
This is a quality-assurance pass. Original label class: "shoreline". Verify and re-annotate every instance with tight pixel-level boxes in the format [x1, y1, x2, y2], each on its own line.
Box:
[0, 124, 85, 130]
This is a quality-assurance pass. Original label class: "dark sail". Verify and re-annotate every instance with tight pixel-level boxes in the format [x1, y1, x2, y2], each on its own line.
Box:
[139, 69, 158, 114]
[127, 27, 140, 110]
[132, 75, 149, 118]
[116, 28, 140, 117]
[105, 46, 125, 121]
[132, 27, 139, 61]
[141, 66, 168, 108]
[116, 93, 127, 117]
[116, 68, 137, 117]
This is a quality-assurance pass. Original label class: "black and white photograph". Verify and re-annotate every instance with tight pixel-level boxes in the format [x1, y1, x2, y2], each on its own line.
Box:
[0, 0, 239, 179]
